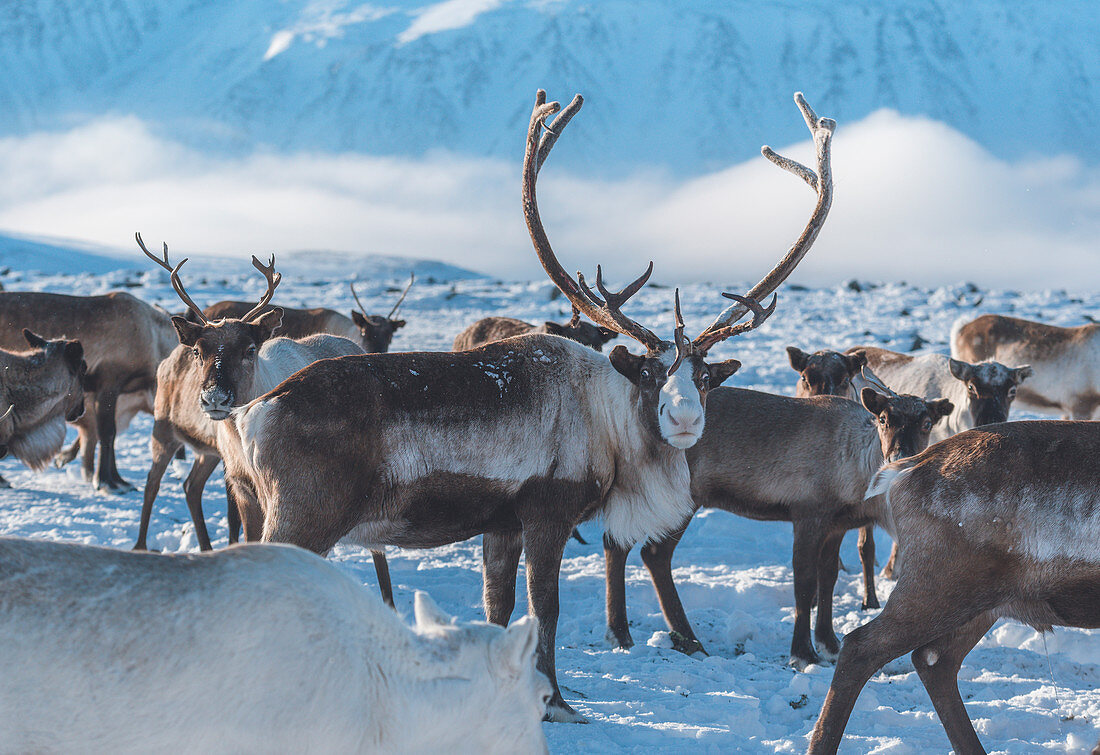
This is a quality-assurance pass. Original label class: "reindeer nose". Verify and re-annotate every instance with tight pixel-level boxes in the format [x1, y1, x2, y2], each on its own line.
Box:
[200, 387, 234, 415]
[667, 406, 703, 429]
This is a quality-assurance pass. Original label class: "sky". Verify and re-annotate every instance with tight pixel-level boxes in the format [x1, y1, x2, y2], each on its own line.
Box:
[1, 107, 1099, 289]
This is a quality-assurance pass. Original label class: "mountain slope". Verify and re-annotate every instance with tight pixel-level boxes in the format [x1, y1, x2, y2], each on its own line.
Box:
[0, 1, 1096, 173]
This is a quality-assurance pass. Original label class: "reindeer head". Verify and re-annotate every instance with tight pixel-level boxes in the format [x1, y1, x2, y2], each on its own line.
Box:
[861, 386, 953, 463]
[947, 358, 1031, 427]
[350, 275, 413, 353]
[542, 308, 618, 352]
[137, 233, 283, 420]
[523, 90, 834, 450]
[788, 347, 866, 397]
[18, 330, 86, 423]
[411, 592, 551, 752]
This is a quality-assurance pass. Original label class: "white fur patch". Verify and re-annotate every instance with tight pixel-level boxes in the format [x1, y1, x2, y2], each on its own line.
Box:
[658, 372, 705, 449]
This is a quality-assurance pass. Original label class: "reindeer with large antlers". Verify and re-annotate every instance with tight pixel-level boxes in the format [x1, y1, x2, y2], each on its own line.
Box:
[132, 235, 394, 605]
[220, 89, 812, 722]
[187, 274, 414, 354]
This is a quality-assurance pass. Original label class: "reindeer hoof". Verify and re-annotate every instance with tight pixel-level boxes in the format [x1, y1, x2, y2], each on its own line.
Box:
[816, 636, 841, 661]
[605, 627, 634, 650]
[544, 697, 588, 724]
[96, 478, 136, 495]
[789, 645, 821, 670]
[862, 597, 881, 611]
[670, 632, 707, 656]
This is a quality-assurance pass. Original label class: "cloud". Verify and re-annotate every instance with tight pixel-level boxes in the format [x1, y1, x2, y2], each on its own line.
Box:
[0, 110, 1099, 290]
[397, 0, 507, 45]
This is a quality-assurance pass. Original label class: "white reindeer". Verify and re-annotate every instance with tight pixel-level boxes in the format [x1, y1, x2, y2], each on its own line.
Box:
[0, 537, 551, 753]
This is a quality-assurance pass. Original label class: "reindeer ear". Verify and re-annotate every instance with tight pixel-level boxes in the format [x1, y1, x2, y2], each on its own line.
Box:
[171, 316, 204, 347]
[708, 358, 741, 387]
[22, 329, 48, 349]
[928, 398, 954, 423]
[948, 358, 974, 382]
[861, 387, 888, 415]
[413, 591, 452, 631]
[608, 345, 646, 384]
[494, 615, 539, 678]
[250, 307, 282, 344]
[598, 327, 618, 342]
[390, 319, 406, 330]
[786, 346, 808, 372]
[1013, 365, 1033, 383]
[350, 310, 368, 328]
[845, 349, 868, 374]
[542, 321, 566, 336]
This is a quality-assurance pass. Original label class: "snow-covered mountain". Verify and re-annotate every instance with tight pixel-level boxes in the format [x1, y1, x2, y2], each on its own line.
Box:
[1, 0, 1097, 174]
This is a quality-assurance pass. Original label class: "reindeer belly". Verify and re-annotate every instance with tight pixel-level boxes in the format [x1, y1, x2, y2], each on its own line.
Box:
[356, 473, 599, 549]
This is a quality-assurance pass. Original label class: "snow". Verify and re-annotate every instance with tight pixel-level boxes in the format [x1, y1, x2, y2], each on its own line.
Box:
[0, 254, 1098, 753]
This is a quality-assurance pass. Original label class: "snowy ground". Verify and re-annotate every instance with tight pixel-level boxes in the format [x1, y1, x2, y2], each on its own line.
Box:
[1, 254, 1098, 754]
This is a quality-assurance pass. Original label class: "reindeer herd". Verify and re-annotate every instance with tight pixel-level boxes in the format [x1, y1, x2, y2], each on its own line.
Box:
[0, 90, 1096, 753]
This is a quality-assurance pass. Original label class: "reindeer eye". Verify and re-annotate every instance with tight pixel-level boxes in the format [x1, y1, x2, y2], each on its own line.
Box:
[968, 384, 978, 396]
[245, 345, 257, 359]
[192, 347, 200, 359]
[640, 367, 651, 380]
[878, 414, 887, 426]
[801, 376, 809, 385]
[700, 372, 710, 388]
[1008, 387, 1016, 398]
[922, 419, 933, 432]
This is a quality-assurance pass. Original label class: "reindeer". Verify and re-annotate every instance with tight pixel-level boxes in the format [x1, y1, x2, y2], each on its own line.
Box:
[787, 346, 885, 608]
[0, 291, 177, 491]
[0, 537, 550, 754]
[0, 331, 86, 486]
[952, 313, 1099, 419]
[605, 378, 953, 667]
[846, 345, 1031, 580]
[808, 420, 1100, 754]
[220, 90, 830, 721]
[453, 307, 617, 352]
[189, 274, 413, 354]
[133, 235, 394, 607]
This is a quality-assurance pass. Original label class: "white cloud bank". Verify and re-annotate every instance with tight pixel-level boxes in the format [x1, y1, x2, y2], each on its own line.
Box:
[1, 110, 1099, 289]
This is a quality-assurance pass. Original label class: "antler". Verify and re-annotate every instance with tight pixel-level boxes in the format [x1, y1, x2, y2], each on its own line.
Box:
[350, 282, 369, 316]
[239, 255, 282, 323]
[0, 404, 13, 424]
[523, 89, 665, 352]
[854, 365, 898, 398]
[135, 232, 209, 325]
[692, 92, 835, 354]
[387, 273, 415, 319]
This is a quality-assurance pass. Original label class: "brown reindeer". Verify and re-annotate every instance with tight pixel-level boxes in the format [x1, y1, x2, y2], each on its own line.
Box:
[952, 313, 1097, 419]
[132, 236, 393, 606]
[808, 420, 1100, 754]
[604, 380, 952, 667]
[453, 307, 617, 352]
[0, 291, 177, 492]
[0, 331, 86, 486]
[221, 89, 830, 721]
[188, 274, 413, 354]
[787, 346, 883, 609]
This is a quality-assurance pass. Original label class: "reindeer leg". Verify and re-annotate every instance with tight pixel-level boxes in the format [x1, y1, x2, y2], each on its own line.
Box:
[881, 541, 900, 579]
[483, 529, 523, 626]
[135, 421, 179, 551]
[53, 431, 82, 468]
[93, 386, 133, 493]
[603, 533, 635, 649]
[371, 551, 395, 609]
[225, 480, 241, 544]
[814, 529, 844, 659]
[858, 524, 880, 609]
[522, 520, 583, 723]
[808, 579, 988, 754]
[183, 453, 220, 551]
[640, 524, 704, 655]
[69, 403, 97, 481]
[791, 519, 825, 668]
[228, 478, 264, 543]
[912, 612, 996, 755]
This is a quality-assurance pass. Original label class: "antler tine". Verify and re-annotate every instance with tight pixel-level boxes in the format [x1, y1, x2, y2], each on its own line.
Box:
[0, 404, 13, 424]
[693, 294, 777, 354]
[135, 232, 209, 324]
[692, 92, 835, 353]
[567, 305, 581, 328]
[387, 272, 415, 319]
[350, 281, 369, 316]
[240, 254, 282, 322]
[537, 93, 584, 174]
[664, 289, 689, 377]
[522, 89, 665, 351]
